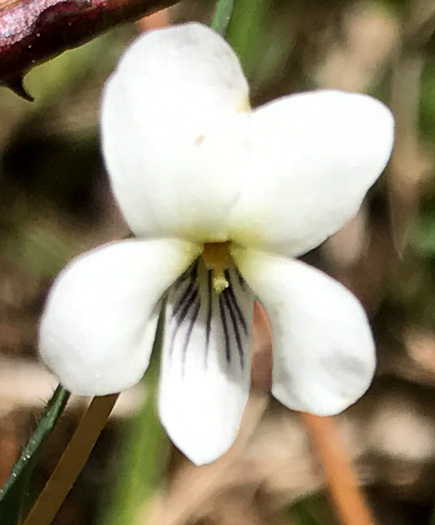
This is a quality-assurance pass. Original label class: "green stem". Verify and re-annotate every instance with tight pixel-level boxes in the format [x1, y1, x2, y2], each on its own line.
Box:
[0, 385, 70, 524]
[225, 0, 270, 76]
[211, 0, 235, 36]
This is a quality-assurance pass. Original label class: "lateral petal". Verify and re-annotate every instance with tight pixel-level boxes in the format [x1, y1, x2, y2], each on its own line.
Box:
[159, 262, 254, 465]
[232, 247, 376, 415]
[230, 90, 394, 256]
[39, 239, 200, 395]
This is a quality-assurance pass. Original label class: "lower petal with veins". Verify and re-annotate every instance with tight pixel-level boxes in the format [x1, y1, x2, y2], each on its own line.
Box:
[159, 259, 254, 465]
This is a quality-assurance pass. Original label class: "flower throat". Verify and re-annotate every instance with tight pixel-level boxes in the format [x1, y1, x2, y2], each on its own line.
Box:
[202, 242, 232, 293]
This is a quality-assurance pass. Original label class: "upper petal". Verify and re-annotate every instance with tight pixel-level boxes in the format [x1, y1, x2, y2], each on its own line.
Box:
[229, 90, 394, 256]
[101, 23, 250, 243]
[39, 239, 200, 395]
[232, 247, 376, 415]
[159, 261, 254, 465]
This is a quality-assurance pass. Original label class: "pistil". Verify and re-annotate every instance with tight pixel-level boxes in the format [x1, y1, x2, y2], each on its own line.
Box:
[202, 242, 232, 293]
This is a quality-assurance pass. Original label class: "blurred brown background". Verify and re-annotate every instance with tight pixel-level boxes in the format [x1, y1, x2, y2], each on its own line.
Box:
[2, 0, 435, 524]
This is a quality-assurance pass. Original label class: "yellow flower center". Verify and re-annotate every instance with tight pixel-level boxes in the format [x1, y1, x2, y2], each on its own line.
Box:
[202, 242, 232, 293]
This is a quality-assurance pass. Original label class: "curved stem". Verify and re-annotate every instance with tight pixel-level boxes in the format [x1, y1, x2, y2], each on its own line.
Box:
[22, 393, 119, 525]
[0, 385, 70, 525]
[0, 385, 70, 502]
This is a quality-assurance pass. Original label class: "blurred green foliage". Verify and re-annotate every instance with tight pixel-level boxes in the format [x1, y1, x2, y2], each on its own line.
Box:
[287, 493, 340, 525]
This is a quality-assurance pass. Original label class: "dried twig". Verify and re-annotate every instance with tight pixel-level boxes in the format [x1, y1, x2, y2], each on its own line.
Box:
[0, 0, 179, 95]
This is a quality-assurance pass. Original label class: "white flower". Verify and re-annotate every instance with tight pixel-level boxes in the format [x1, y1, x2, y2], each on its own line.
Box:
[39, 23, 394, 465]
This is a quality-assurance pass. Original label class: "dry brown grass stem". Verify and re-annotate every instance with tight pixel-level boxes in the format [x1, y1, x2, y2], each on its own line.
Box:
[301, 413, 376, 525]
[22, 393, 119, 525]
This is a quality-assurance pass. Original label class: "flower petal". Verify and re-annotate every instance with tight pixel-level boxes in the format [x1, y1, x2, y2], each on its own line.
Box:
[230, 90, 394, 257]
[159, 261, 254, 465]
[101, 23, 250, 243]
[39, 239, 200, 395]
[232, 247, 376, 415]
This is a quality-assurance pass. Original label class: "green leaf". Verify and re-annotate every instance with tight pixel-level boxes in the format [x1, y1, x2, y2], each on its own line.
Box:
[226, 0, 270, 77]
[211, 0, 235, 36]
[0, 385, 70, 524]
